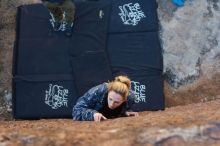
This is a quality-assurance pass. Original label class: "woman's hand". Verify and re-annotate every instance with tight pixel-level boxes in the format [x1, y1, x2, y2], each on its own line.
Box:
[93, 113, 107, 122]
[125, 112, 139, 117]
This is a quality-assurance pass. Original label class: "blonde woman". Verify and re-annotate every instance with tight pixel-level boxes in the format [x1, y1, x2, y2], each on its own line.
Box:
[72, 75, 139, 121]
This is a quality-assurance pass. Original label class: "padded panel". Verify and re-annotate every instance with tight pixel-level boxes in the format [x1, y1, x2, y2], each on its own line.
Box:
[70, 0, 112, 96]
[16, 4, 51, 39]
[13, 77, 78, 119]
[13, 1, 113, 119]
[14, 38, 72, 75]
[70, 0, 111, 56]
[71, 51, 112, 96]
[107, 32, 163, 71]
[108, 0, 159, 33]
[13, 4, 78, 119]
[130, 75, 165, 111]
[13, 0, 164, 119]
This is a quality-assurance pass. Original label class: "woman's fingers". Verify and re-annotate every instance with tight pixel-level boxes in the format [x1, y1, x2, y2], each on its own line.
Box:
[98, 115, 107, 121]
[97, 115, 101, 122]
[126, 112, 139, 117]
[134, 112, 139, 116]
[94, 113, 100, 122]
[132, 112, 139, 116]
[101, 115, 107, 120]
[94, 113, 107, 122]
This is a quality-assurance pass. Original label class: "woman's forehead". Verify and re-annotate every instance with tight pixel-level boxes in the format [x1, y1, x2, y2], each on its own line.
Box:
[108, 91, 123, 101]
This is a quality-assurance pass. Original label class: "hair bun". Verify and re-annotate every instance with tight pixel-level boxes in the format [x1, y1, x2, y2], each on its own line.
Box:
[115, 76, 131, 89]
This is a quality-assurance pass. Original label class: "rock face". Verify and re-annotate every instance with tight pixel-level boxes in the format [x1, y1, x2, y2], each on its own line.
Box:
[160, 0, 220, 87]
[0, 99, 220, 146]
[157, 0, 220, 106]
[0, 0, 220, 119]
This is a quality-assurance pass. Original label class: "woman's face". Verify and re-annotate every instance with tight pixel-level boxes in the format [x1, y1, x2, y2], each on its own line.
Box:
[107, 91, 125, 109]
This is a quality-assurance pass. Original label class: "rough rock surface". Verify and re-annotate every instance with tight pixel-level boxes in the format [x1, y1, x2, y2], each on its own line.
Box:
[158, 0, 220, 106]
[0, 99, 220, 146]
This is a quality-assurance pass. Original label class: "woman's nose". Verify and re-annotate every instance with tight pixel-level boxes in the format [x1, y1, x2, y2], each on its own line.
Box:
[110, 101, 115, 107]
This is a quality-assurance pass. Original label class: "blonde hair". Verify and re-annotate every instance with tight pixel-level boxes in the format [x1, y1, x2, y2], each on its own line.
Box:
[107, 75, 131, 100]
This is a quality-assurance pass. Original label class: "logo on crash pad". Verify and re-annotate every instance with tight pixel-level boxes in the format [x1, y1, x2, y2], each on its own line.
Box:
[45, 84, 69, 109]
[118, 3, 146, 26]
[131, 81, 146, 103]
[49, 12, 73, 31]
